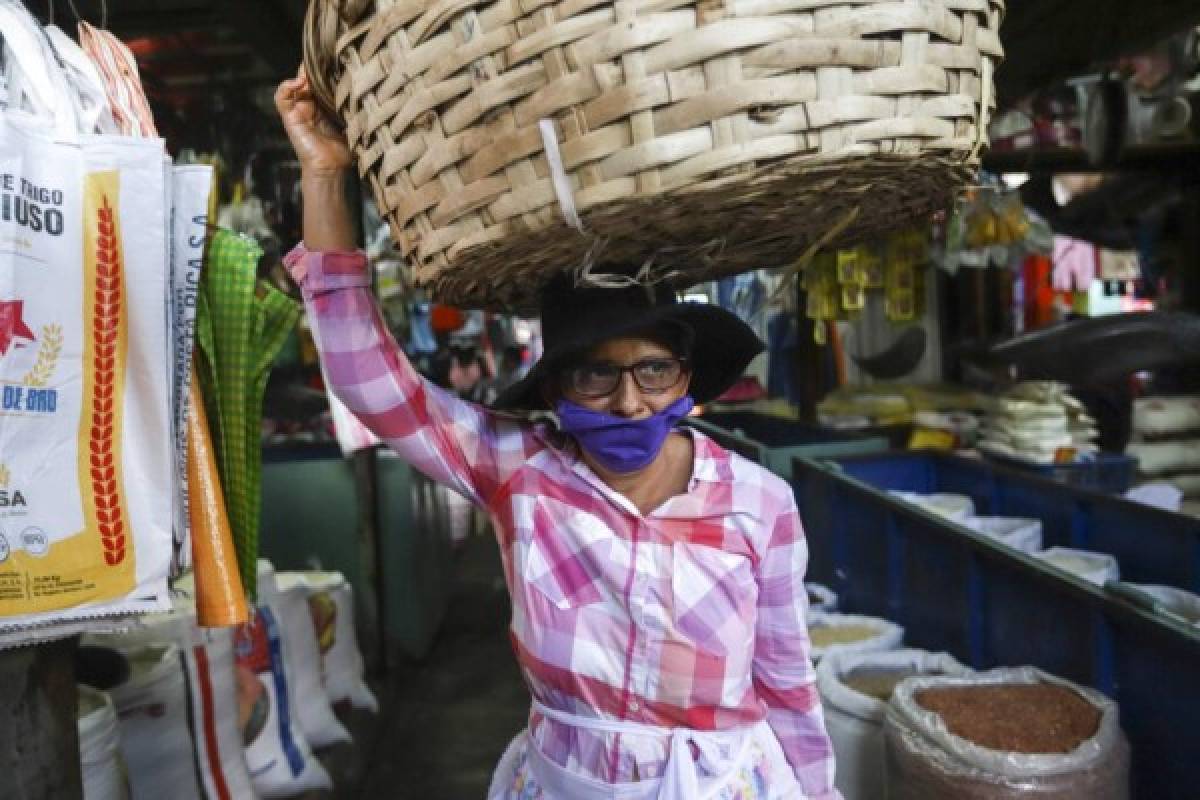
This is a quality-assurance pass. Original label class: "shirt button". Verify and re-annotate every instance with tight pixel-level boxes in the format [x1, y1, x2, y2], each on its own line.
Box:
[628, 700, 641, 712]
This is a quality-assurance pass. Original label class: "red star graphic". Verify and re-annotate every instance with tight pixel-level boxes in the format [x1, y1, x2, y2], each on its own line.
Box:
[0, 301, 36, 356]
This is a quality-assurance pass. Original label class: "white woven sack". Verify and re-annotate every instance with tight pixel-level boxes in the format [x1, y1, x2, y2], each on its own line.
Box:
[105, 644, 202, 800]
[1127, 439, 1200, 476]
[806, 582, 839, 613]
[235, 603, 332, 798]
[964, 517, 1043, 554]
[269, 582, 352, 747]
[808, 612, 904, 663]
[1035, 547, 1119, 586]
[78, 685, 128, 800]
[189, 627, 260, 800]
[91, 594, 259, 800]
[1132, 396, 1200, 437]
[818, 649, 968, 800]
[277, 571, 378, 713]
[0, 3, 173, 633]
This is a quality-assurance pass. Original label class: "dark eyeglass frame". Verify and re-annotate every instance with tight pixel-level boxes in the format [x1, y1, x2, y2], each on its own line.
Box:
[560, 357, 689, 398]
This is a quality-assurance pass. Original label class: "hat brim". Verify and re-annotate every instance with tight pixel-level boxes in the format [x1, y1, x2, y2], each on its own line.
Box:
[492, 303, 764, 411]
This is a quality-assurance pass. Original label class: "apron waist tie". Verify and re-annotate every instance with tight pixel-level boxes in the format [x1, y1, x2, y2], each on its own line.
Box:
[527, 700, 755, 800]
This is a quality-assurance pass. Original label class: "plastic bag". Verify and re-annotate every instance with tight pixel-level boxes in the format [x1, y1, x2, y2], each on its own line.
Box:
[964, 517, 1043, 554]
[807, 612, 904, 663]
[818, 649, 968, 800]
[806, 582, 839, 613]
[276, 571, 378, 712]
[0, 5, 173, 632]
[1034, 547, 1119, 586]
[888, 492, 974, 521]
[885, 667, 1130, 799]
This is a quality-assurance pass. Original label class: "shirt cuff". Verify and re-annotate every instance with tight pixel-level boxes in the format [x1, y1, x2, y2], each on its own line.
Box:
[284, 243, 370, 294]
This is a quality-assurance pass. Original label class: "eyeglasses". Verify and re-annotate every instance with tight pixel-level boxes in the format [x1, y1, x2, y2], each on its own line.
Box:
[561, 357, 688, 398]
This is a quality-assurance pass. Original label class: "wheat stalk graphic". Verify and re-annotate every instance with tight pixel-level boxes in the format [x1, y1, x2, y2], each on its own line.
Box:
[91, 198, 125, 567]
[21, 324, 63, 387]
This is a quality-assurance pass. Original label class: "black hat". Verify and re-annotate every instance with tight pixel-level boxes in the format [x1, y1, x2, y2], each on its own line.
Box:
[493, 276, 764, 411]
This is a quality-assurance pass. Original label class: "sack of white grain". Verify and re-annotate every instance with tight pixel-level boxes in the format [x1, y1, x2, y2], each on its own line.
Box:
[266, 578, 351, 747]
[964, 517, 1043, 553]
[78, 685, 128, 800]
[276, 571, 378, 712]
[236, 602, 333, 797]
[884, 667, 1130, 799]
[90, 592, 259, 800]
[807, 612, 903, 663]
[1132, 396, 1200, 438]
[1034, 547, 1119, 586]
[103, 644, 203, 800]
[817, 649, 969, 800]
[806, 582, 839, 613]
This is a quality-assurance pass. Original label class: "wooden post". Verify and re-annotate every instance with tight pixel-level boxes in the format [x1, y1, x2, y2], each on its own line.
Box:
[0, 637, 83, 800]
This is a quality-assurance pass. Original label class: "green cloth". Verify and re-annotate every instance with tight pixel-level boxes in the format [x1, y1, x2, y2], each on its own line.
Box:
[195, 230, 300, 599]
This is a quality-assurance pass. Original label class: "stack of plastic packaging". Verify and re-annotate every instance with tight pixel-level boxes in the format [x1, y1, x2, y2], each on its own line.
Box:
[0, 4, 219, 647]
[1126, 395, 1200, 518]
[978, 382, 1098, 465]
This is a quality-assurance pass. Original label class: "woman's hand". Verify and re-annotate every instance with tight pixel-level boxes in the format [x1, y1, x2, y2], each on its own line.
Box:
[275, 67, 352, 175]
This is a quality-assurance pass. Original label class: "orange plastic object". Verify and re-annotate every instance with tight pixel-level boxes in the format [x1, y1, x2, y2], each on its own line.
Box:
[430, 304, 465, 333]
[187, 373, 249, 627]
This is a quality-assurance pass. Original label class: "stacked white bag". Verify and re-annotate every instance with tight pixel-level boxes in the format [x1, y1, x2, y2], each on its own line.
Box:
[77, 685, 127, 800]
[1127, 396, 1200, 518]
[93, 596, 259, 800]
[276, 571, 379, 712]
[269, 576, 351, 748]
[241, 561, 333, 797]
[102, 644, 204, 800]
[978, 382, 1098, 464]
[0, 2, 175, 643]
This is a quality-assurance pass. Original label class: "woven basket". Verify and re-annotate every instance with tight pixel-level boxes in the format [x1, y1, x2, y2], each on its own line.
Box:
[306, 0, 1003, 310]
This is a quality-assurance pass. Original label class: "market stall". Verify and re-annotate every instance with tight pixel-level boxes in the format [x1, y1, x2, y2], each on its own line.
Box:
[1, 0, 1199, 798]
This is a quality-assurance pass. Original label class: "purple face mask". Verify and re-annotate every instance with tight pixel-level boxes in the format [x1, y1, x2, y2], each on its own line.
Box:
[555, 395, 695, 474]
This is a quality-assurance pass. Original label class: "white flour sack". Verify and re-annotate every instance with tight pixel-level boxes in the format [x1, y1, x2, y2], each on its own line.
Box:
[236, 599, 332, 798]
[77, 685, 128, 800]
[0, 9, 172, 633]
[99, 600, 259, 800]
[276, 570, 378, 712]
[269, 577, 352, 747]
[102, 644, 203, 800]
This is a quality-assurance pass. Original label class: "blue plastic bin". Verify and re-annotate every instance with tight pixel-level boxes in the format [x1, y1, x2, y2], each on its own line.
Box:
[690, 412, 889, 476]
[826, 450, 1200, 592]
[792, 453, 1200, 799]
[984, 451, 1137, 493]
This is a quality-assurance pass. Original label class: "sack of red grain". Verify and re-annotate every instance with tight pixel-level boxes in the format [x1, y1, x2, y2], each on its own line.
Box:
[817, 648, 969, 800]
[884, 666, 1130, 799]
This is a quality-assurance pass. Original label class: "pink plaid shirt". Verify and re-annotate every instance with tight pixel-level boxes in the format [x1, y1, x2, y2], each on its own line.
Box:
[286, 246, 837, 798]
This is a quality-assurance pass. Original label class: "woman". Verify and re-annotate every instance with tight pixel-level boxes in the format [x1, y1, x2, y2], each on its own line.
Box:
[276, 70, 839, 800]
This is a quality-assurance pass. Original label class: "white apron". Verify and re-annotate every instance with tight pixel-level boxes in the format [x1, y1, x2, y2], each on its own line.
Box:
[488, 700, 802, 800]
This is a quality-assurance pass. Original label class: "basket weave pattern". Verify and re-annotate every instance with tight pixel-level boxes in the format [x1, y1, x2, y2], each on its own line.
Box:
[307, 0, 1004, 309]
